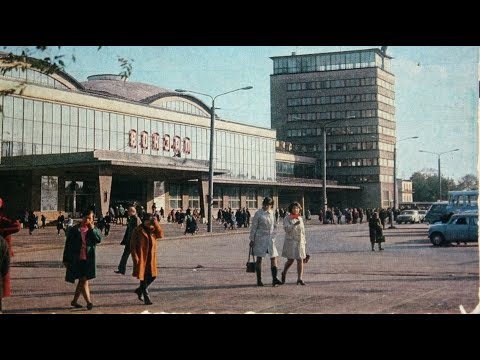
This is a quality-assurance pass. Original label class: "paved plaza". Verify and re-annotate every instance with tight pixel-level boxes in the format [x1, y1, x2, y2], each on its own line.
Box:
[2, 220, 478, 314]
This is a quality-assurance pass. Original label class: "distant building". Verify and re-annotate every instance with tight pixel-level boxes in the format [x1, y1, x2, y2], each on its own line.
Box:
[397, 179, 413, 203]
[419, 168, 438, 177]
[271, 48, 396, 208]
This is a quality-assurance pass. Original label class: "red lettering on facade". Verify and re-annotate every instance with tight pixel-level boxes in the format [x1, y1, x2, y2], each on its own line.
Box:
[128, 130, 191, 155]
[172, 135, 181, 156]
[129, 129, 137, 148]
[152, 133, 160, 151]
[163, 134, 170, 151]
[183, 137, 191, 154]
[140, 131, 149, 149]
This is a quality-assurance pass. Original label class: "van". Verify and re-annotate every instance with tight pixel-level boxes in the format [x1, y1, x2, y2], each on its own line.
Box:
[424, 202, 448, 224]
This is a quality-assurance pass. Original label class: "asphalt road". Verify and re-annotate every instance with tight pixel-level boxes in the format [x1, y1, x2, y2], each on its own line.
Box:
[3, 221, 479, 314]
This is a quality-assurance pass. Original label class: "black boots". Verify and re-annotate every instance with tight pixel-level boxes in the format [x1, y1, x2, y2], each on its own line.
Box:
[140, 281, 153, 305]
[256, 263, 264, 286]
[271, 266, 283, 287]
[256, 265, 282, 287]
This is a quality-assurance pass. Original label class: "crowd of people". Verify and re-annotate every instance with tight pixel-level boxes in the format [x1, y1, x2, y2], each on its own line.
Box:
[0, 194, 392, 313]
[217, 208, 252, 229]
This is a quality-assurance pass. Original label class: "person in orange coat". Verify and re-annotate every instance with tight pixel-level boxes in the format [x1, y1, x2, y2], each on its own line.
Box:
[130, 213, 164, 305]
[0, 197, 21, 300]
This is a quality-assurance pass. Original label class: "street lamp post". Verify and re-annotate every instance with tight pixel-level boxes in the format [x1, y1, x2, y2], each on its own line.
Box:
[321, 119, 344, 223]
[418, 148, 460, 200]
[393, 136, 419, 210]
[175, 86, 252, 232]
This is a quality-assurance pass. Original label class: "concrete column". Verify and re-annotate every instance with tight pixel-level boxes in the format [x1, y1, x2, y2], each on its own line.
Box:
[240, 187, 247, 209]
[257, 194, 263, 209]
[145, 178, 155, 214]
[31, 171, 41, 212]
[95, 167, 112, 218]
[273, 187, 279, 211]
[182, 192, 189, 211]
[57, 175, 66, 212]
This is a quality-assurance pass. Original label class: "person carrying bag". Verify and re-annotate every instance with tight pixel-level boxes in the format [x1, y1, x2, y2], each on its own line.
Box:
[246, 247, 256, 273]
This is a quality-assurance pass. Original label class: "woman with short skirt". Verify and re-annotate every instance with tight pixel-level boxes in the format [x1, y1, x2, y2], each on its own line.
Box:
[63, 209, 102, 310]
[281, 202, 307, 285]
[249, 197, 283, 287]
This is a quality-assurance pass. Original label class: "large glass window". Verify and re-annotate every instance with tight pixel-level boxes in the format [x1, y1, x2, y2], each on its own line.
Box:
[246, 189, 257, 209]
[228, 187, 240, 209]
[169, 184, 182, 210]
[212, 187, 223, 209]
[187, 185, 200, 210]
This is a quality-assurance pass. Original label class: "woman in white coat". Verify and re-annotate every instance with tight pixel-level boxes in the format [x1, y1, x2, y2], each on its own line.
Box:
[249, 197, 283, 287]
[281, 202, 307, 285]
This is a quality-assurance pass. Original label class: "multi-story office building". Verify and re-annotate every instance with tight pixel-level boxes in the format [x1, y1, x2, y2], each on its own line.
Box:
[271, 48, 396, 208]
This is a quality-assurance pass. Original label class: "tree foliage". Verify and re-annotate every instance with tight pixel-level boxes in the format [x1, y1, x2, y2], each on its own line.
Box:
[456, 174, 478, 191]
[411, 172, 478, 202]
[1, 46, 133, 80]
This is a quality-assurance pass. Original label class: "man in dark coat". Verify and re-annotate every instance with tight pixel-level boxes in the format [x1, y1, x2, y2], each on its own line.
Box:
[115, 206, 141, 275]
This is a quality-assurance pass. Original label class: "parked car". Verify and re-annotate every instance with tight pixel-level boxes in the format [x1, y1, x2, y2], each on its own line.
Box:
[418, 210, 427, 223]
[396, 210, 420, 224]
[428, 212, 478, 246]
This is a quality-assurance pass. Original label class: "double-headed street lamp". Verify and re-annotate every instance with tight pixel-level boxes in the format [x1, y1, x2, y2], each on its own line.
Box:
[175, 86, 253, 232]
[321, 119, 344, 223]
[393, 136, 419, 210]
[418, 148, 460, 201]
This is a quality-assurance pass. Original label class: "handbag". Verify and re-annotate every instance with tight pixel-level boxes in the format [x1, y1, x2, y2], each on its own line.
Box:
[246, 247, 256, 273]
[303, 254, 311, 264]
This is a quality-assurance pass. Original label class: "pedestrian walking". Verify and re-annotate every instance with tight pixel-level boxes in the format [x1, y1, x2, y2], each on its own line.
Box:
[41, 214, 46, 229]
[280, 202, 307, 285]
[249, 197, 283, 287]
[62, 209, 102, 310]
[368, 212, 384, 251]
[56, 212, 65, 236]
[130, 214, 164, 305]
[65, 214, 74, 229]
[0, 197, 21, 300]
[184, 208, 197, 235]
[115, 206, 141, 275]
[27, 211, 36, 235]
[104, 212, 112, 236]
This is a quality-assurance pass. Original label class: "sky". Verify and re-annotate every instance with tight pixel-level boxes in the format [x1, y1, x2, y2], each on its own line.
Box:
[5, 46, 479, 181]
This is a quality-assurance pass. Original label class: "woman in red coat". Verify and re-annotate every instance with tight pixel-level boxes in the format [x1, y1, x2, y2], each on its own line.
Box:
[0, 197, 21, 298]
